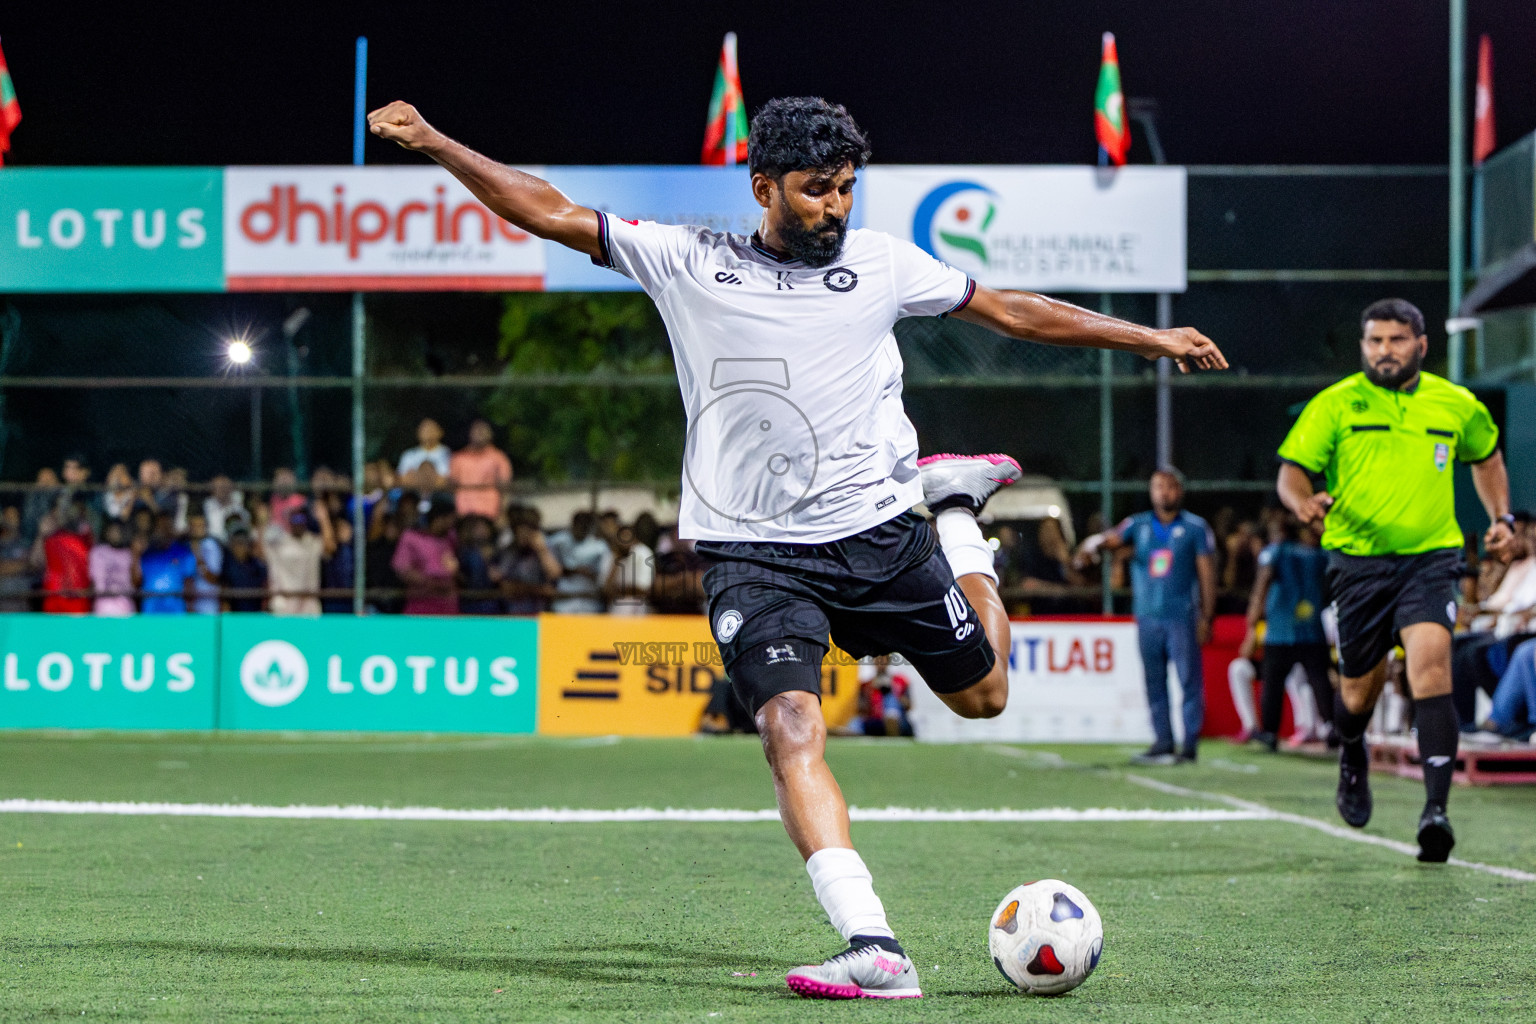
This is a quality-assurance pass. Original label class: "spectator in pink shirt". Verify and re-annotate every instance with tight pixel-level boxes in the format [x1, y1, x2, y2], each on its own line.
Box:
[449, 419, 512, 520]
[89, 519, 137, 617]
[392, 501, 459, 615]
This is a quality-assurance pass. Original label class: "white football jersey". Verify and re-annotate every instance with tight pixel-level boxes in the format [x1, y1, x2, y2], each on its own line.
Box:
[596, 214, 975, 544]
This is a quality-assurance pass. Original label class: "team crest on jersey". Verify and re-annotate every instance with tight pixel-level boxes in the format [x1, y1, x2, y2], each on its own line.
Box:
[715, 609, 744, 643]
[1350, 399, 1369, 412]
[822, 267, 858, 292]
[1434, 442, 1449, 471]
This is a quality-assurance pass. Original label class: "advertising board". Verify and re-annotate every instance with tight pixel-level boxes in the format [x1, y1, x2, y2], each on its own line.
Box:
[908, 619, 1178, 743]
[0, 614, 218, 729]
[861, 165, 1186, 293]
[0, 168, 224, 292]
[218, 615, 538, 732]
[221, 166, 545, 290]
[536, 614, 859, 735]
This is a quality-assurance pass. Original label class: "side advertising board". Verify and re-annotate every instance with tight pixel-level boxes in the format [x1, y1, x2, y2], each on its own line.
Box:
[222, 166, 546, 291]
[0, 614, 218, 729]
[537, 615, 859, 735]
[862, 166, 1186, 293]
[0, 168, 224, 292]
[909, 619, 1166, 743]
[219, 615, 538, 732]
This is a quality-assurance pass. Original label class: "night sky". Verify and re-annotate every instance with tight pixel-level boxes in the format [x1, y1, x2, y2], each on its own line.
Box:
[4, 1, 1534, 168]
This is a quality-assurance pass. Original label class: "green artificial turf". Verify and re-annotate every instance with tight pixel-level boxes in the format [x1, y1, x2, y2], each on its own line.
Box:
[1, 733, 1533, 1022]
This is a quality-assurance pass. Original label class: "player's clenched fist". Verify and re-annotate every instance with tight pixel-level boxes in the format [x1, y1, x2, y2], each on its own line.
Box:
[367, 101, 442, 151]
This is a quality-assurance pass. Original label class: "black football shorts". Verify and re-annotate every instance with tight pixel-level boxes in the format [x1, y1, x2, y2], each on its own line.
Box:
[697, 511, 997, 716]
[1325, 548, 1462, 678]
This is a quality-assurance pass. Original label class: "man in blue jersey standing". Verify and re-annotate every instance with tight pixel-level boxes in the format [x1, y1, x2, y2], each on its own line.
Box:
[1079, 468, 1217, 764]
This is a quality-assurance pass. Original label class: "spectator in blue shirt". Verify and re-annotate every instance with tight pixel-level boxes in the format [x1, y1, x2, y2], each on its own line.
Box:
[1078, 468, 1217, 765]
[138, 512, 197, 614]
[218, 525, 268, 612]
[1240, 515, 1334, 750]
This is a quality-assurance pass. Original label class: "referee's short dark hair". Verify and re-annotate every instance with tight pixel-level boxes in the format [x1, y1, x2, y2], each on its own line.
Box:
[748, 97, 872, 180]
[1361, 298, 1426, 338]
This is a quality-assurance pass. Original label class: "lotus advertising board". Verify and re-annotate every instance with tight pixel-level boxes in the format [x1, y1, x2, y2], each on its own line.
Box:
[862, 166, 1186, 293]
[221, 166, 546, 291]
[0, 168, 224, 292]
[219, 615, 538, 733]
[0, 614, 218, 730]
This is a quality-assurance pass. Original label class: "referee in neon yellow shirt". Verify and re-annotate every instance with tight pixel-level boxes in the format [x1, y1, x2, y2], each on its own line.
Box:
[1277, 299, 1516, 862]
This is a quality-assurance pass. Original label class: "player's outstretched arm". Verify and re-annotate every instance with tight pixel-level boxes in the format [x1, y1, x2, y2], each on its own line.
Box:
[953, 285, 1227, 373]
[367, 101, 602, 260]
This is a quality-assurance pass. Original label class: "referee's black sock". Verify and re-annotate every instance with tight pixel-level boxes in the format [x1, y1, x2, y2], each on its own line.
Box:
[1333, 691, 1373, 770]
[1415, 694, 1459, 810]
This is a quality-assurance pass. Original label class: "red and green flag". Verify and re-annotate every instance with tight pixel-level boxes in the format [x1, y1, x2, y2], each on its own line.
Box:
[1094, 32, 1130, 166]
[701, 32, 748, 166]
[0, 38, 20, 166]
[1473, 33, 1495, 166]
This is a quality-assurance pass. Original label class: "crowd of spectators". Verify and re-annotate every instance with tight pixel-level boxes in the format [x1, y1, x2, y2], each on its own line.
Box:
[0, 418, 707, 617]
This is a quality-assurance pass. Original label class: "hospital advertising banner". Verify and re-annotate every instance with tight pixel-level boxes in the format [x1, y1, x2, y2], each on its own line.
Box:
[219, 614, 538, 732]
[861, 166, 1187, 293]
[908, 619, 1170, 743]
[0, 168, 224, 292]
[0, 614, 218, 729]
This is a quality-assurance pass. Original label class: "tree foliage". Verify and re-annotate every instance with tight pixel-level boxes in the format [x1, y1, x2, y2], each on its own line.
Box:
[484, 293, 685, 485]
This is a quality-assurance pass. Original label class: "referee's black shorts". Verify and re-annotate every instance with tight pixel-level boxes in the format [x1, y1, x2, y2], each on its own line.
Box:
[697, 510, 996, 717]
[1325, 548, 1462, 678]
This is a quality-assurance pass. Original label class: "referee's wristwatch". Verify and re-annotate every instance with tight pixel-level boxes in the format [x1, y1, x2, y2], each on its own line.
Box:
[1497, 513, 1517, 529]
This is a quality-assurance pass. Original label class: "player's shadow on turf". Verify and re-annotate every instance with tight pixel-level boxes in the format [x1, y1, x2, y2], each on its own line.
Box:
[64, 939, 798, 988]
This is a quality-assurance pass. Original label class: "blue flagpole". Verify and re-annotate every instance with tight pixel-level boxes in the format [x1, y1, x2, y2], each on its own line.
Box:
[351, 36, 368, 614]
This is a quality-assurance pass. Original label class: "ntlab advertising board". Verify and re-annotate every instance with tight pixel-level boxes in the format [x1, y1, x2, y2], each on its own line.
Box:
[0, 168, 224, 292]
[219, 615, 538, 732]
[862, 166, 1186, 293]
[0, 615, 218, 729]
[222, 166, 545, 290]
[908, 620, 1159, 743]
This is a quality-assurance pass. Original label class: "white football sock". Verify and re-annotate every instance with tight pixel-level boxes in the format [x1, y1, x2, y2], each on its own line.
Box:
[1227, 657, 1257, 732]
[1285, 665, 1316, 735]
[805, 847, 895, 941]
[935, 508, 997, 585]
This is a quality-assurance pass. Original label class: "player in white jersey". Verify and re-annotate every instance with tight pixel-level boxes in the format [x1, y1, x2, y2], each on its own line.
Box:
[370, 95, 1225, 1000]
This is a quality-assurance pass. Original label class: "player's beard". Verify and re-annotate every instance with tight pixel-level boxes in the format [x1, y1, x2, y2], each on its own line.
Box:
[1363, 349, 1422, 390]
[777, 196, 847, 268]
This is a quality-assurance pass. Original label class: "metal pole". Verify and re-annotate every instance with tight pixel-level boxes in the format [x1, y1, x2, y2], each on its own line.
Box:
[1448, 0, 1467, 382]
[352, 36, 368, 615]
[1156, 293, 1173, 467]
[1100, 295, 1115, 615]
[250, 387, 262, 481]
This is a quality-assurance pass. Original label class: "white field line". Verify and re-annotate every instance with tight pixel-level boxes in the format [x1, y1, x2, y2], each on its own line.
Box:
[0, 798, 1265, 825]
[1125, 773, 1536, 883]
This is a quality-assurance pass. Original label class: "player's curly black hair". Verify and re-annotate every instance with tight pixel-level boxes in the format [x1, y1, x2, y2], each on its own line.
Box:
[747, 97, 871, 179]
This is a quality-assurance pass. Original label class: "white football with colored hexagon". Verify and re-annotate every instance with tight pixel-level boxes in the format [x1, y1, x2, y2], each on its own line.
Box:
[987, 879, 1103, 995]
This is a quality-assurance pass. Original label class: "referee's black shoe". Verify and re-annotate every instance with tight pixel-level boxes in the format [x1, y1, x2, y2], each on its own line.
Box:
[1416, 804, 1456, 863]
[1335, 757, 1372, 829]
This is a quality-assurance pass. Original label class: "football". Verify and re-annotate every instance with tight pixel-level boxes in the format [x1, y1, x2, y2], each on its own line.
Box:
[988, 879, 1104, 995]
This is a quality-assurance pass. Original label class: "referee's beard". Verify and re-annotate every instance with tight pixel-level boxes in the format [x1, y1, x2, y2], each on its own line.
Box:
[1362, 350, 1422, 390]
[776, 194, 847, 268]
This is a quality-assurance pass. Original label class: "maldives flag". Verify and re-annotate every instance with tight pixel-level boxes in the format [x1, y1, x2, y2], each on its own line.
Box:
[701, 32, 748, 166]
[1094, 32, 1130, 166]
[1473, 33, 1495, 166]
[0, 38, 20, 166]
